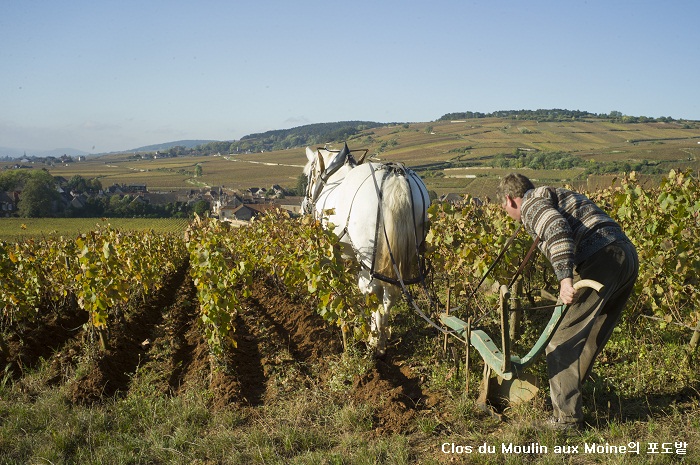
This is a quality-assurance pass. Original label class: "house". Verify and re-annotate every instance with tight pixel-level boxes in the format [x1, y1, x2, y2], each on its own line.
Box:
[273, 196, 303, 215]
[269, 184, 285, 198]
[212, 194, 244, 218]
[0, 192, 16, 216]
[220, 204, 257, 222]
[107, 184, 126, 195]
[220, 203, 279, 222]
[247, 187, 267, 199]
[70, 194, 89, 209]
[440, 193, 466, 204]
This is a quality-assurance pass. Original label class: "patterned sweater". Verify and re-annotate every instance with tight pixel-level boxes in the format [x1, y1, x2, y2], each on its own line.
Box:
[520, 186, 629, 281]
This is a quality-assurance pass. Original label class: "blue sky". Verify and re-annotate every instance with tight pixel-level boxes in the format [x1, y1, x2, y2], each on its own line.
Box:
[2, 0, 699, 154]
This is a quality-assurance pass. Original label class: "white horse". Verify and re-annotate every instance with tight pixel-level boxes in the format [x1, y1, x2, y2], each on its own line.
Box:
[302, 144, 430, 357]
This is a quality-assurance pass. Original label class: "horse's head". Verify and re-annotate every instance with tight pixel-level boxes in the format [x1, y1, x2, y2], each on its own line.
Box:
[302, 145, 354, 214]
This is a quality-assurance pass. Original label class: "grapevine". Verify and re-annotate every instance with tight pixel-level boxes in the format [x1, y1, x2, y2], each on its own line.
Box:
[185, 211, 373, 357]
[427, 170, 700, 335]
[0, 225, 187, 349]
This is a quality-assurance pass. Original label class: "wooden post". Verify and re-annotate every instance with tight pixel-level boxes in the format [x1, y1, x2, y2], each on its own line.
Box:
[443, 287, 451, 356]
[465, 317, 471, 395]
[341, 321, 348, 352]
[500, 285, 511, 374]
[0, 333, 8, 360]
[97, 327, 109, 351]
[690, 320, 700, 352]
[509, 277, 522, 341]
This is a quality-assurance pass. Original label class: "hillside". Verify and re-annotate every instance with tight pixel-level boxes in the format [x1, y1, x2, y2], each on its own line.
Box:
[127, 140, 219, 153]
[13, 113, 700, 199]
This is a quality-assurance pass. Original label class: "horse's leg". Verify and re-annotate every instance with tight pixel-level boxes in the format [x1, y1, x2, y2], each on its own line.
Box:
[359, 271, 390, 357]
[377, 284, 400, 357]
[374, 284, 401, 358]
[370, 306, 386, 356]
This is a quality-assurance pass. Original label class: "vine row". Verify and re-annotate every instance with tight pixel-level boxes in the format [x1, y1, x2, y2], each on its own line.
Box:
[0, 225, 187, 345]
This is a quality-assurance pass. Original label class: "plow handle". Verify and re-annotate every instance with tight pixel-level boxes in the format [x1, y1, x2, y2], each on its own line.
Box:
[572, 279, 604, 294]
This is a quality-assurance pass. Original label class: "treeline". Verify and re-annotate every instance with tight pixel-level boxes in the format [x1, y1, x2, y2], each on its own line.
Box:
[62, 194, 209, 219]
[438, 109, 684, 123]
[492, 150, 664, 175]
[0, 171, 208, 219]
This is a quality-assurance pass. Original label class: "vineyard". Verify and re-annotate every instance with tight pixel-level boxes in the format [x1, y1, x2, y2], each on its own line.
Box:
[0, 170, 699, 463]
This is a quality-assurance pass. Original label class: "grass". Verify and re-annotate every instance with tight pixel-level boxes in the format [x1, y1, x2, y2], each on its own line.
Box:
[1, 309, 699, 464]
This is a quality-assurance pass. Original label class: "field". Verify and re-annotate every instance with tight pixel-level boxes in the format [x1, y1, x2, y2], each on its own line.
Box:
[2, 262, 698, 464]
[2, 169, 700, 463]
[1, 117, 699, 463]
[0, 217, 189, 241]
[29, 117, 700, 198]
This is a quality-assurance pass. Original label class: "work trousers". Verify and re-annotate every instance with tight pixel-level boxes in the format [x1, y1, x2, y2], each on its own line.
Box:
[545, 239, 639, 424]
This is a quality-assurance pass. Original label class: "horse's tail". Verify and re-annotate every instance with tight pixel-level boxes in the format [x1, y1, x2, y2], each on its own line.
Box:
[374, 173, 418, 283]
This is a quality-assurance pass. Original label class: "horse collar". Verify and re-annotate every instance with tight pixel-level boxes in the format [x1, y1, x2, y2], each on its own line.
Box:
[306, 145, 354, 211]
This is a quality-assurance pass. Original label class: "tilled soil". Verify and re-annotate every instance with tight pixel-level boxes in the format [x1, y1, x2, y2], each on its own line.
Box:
[1, 264, 431, 434]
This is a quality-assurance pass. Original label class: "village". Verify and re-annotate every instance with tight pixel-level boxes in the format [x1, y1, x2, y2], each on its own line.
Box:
[0, 175, 305, 220]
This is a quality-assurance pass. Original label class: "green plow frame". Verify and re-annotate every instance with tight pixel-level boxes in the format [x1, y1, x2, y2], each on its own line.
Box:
[439, 279, 604, 419]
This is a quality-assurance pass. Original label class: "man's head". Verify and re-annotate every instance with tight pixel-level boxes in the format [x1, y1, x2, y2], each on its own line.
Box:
[497, 173, 535, 222]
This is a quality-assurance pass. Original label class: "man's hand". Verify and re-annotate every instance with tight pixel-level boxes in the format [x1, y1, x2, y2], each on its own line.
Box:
[559, 278, 577, 305]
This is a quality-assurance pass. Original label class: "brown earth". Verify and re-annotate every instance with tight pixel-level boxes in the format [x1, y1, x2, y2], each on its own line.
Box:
[1, 263, 432, 434]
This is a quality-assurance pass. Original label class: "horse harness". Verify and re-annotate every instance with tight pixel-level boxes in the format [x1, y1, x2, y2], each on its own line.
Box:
[304, 147, 428, 287]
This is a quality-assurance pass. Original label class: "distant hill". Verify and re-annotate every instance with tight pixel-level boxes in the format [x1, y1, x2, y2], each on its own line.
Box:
[145, 121, 389, 157]
[230, 121, 386, 153]
[127, 140, 220, 153]
[25, 110, 700, 200]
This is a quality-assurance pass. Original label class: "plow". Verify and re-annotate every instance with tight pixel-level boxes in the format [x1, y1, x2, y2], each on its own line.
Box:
[439, 279, 604, 420]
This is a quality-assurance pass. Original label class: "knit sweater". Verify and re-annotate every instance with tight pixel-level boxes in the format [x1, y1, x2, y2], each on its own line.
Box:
[520, 186, 629, 282]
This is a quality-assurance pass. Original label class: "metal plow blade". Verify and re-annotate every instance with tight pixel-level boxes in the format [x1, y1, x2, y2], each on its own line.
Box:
[475, 365, 539, 419]
[490, 371, 539, 405]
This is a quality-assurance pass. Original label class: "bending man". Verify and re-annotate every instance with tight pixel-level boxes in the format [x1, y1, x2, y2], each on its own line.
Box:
[497, 173, 638, 429]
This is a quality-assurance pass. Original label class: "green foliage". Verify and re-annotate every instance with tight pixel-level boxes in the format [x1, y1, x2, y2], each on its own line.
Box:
[492, 150, 664, 176]
[0, 226, 187, 334]
[427, 170, 700, 333]
[439, 109, 599, 122]
[425, 198, 549, 305]
[17, 171, 62, 217]
[185, 216, 247, 357]
[185, 212, 374, 357]
[438, 108, 684, 123]
[0, 170, 35, 191]
[590, 170, 700, 327]
[66, 174, 102, 194]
